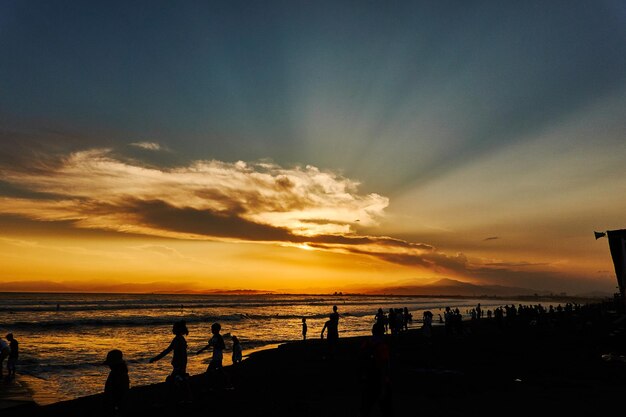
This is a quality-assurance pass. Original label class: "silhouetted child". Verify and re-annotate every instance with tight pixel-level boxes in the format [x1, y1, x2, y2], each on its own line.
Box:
[103, 349, 129, 414]
[149, 320, 192, 402]
[302, 318, 308, 340]
[6, 333, 18, 380]
[198, 322, 232, 389]
[232, 336, 243, 364]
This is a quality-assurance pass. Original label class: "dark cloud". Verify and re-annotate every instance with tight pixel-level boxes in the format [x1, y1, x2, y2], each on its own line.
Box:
[0, 180, 65, 200]
[483, 236, 499, 241]
[307, 242, 465, 271]
[482, 261, 550, 268]
[0, 214, 164, 240]
[467, 266, 605, 294]
[125, 199, 297, 242]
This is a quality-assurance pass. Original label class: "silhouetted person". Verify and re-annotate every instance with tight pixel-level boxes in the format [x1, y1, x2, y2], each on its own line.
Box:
[232, 336, 242, 364]
[402, 307, 411, 331]
[0, 338, 9, 380]
[330, 305, 340, 323]
[302, 317, 308, 340]
[375, 308, 388, 333]
[388, 308, 396, 334]
[149, 320, 192, 402]
[359, 322, 392, 417]
[198, 322, 232, 390]
[444, 307, 453, 335]
[321, 315, 339, 359]
[6, 333, 18, 380]
[103, 349, 129, 414]
[422, 311, 433, 342]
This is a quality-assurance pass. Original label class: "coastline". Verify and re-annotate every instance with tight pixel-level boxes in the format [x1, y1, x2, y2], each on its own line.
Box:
[4, 302, 626, 417]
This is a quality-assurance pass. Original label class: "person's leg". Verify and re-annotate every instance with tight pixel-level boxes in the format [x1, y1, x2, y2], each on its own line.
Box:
[7, 358, 15, 378]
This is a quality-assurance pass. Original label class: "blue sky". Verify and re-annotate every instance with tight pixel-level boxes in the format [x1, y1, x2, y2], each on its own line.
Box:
[0, 1, 625, 293]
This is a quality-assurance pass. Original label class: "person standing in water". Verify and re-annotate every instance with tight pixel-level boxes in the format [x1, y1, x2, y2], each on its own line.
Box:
[232, 336, 243, 364]
[302, 318, 308, 340]
[197, 322, 232, 390]
[6, 333, 18, 380]
[149, 320, 192, 402]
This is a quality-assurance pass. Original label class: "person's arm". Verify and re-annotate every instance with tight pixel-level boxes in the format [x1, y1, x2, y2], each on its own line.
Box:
[198, 336, 215, 354]
[321, 322, 327, 339]
[149, 340, 174, 363]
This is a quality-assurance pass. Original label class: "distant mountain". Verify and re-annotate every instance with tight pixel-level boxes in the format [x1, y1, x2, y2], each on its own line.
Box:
[201, 289, 275, 295]
[0, 280, 73, 292]
[364, 278, 545, 297]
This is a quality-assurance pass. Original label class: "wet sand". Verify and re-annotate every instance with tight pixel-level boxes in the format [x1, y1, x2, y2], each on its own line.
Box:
[4, 305, 626, 417]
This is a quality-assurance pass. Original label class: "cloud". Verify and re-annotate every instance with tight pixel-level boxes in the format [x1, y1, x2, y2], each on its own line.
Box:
[0, 146, 598, 291]
[483, 236, 499, 241]
[129, 142, 163, 151]
[0, 147, 478, 275]
[0, 148, 388, 239]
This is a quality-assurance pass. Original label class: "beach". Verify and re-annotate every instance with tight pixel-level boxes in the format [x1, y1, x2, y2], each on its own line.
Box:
[0, 292, 545, 401]
[3, 300, 625, 417]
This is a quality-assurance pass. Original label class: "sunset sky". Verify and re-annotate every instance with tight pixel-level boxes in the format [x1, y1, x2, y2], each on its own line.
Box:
[1, 1, 625, 294]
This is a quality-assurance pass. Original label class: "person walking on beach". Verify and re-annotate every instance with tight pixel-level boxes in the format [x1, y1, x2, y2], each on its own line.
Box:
[6, 333, 18, 380]
[302, 317, 308, 340]
[0, 337, 9, 380]
[197, 322, 232, 389]
[103, 349, 129, 414]
[232, 336, 243, 364]
[149, 320, 192, 402]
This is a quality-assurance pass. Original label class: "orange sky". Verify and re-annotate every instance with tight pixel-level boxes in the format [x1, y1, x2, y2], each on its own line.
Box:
[1, 2, 625, 295]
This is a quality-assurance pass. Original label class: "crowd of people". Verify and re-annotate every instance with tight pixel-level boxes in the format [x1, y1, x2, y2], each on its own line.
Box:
[0, 300, 606, 415]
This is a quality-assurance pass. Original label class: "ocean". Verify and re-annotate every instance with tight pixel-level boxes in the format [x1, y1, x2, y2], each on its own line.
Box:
[0, 292, 529, 401]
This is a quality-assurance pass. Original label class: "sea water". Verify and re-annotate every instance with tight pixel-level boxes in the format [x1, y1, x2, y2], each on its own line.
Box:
[0, 292, 524, 401]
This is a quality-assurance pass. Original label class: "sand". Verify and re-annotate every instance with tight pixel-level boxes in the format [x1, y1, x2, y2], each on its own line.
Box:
[4, 302, 626, 417]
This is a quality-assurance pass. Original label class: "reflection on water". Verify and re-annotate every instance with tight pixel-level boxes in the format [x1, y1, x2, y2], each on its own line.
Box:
[0, 293, 522, 400]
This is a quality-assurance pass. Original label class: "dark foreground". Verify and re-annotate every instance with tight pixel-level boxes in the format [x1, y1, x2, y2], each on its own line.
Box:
[5, 304, 626, 417]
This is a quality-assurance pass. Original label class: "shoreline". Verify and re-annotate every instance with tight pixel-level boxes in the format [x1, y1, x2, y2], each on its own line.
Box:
[5, 302, 626, 416]
[0, 340, 284, 409]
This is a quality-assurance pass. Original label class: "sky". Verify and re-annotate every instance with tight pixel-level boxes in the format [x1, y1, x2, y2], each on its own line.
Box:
[0, 0, 625, 294]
